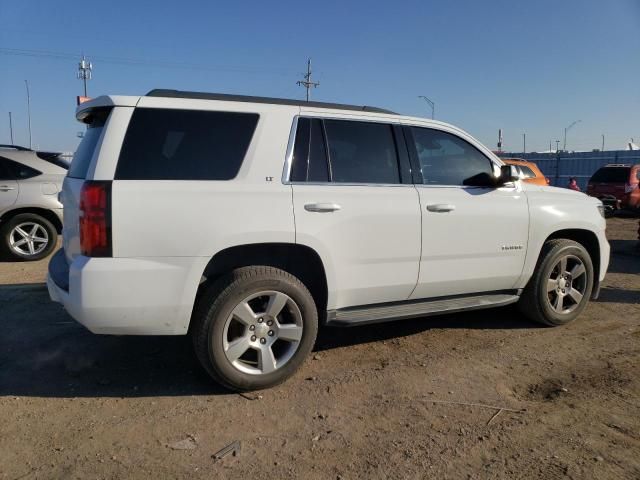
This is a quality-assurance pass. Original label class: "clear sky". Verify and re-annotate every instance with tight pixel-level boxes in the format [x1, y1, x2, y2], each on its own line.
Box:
[1, 0, 639, 153]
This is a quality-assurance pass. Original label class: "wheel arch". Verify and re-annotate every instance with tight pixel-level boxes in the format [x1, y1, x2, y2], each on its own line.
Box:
[199, 242, 329, 320]
[0, 207, 62, 233]
[544, 228, 601, 299]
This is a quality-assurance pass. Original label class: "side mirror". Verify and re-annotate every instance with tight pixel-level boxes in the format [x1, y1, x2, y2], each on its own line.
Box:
[498, 165, 519, 185]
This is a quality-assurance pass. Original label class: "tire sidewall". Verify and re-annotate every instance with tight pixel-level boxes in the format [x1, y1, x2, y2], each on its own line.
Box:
[207, 275, 318, 390]
[536, 243, 594, 325]
[1, 214, 57, 261]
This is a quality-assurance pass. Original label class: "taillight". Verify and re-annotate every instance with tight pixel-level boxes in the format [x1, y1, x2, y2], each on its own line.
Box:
[545, 177, 550, 185]
[624, 183, 638, 194]
[79, 181, 112, 257]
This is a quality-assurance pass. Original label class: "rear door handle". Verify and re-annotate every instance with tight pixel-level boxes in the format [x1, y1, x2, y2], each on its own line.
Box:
[426, 203, 455, 213]
[0, 185, 16, 191]
[304, 203, 342, 213]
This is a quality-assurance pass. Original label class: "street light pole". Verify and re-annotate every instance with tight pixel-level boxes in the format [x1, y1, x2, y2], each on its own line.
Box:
[24, 80, 32, 149]
[522, 133, 526, 154]
[555, 140, 560, 152]
[563, 120, 581, 151]
[601, 134, 605, 152]
[8, 112, 13, 145]
[418, 96, 435, 119]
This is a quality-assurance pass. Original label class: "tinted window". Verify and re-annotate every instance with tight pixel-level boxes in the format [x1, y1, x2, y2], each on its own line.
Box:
[324, 120, 400, 184]
[589, 167, 630, 183]
[116, 108, 259, 180]
[411, 127, 494, 186]
[0, 157, 40, 180]
[290, 118, 329, 182]
[68, 108, 111, 179]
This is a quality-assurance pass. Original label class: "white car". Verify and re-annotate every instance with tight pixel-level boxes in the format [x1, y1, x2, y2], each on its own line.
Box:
[47, 90, 610, 391]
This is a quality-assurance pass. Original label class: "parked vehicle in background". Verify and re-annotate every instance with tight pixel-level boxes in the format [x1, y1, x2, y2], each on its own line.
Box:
[502, 158, 550, 186]
[48, 90, 609, 391]
[0, 145, 67, 260]
[586, 164, 640, 211]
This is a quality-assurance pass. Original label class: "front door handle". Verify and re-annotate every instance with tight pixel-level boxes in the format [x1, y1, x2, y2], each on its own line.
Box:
[426, 203, 455, 213]
[0, 185, 16, 192]
[304, 203, 342, 213]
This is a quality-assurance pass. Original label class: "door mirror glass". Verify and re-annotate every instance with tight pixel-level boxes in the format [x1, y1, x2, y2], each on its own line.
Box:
[498, 165, 519, 185]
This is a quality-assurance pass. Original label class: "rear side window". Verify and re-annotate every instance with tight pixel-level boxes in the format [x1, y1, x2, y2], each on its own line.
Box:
[115, 108, 259, 180]
[36, 152, 69, 170]
[324, 120, 400, 184]
[68, 108, 111, 179]
[0, 157, 41, 180]
[290, 118, 329, 182]
[589, 167, 630, 183]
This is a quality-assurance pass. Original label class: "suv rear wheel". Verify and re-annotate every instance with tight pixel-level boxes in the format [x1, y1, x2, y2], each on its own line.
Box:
[518, 239, 594, 326]
[191, 266, 318, 391]
[0, 213, 57, 261]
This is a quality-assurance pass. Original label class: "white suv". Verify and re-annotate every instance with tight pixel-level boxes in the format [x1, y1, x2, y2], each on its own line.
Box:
[47, 90, 610, 391]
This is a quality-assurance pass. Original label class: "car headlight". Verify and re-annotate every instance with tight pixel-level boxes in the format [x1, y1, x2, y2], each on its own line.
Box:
[596, 204, 605, 218]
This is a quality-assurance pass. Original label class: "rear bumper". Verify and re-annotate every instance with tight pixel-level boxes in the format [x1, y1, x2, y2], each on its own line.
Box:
[47, 249, 206, 335]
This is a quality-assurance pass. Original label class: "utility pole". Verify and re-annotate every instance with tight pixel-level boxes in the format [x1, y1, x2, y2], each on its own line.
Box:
[418, 96, 435, 119]
[549, 140, 552, 152]
[8, 112, 13, 145]
[24, 80, 32, 149]
[522, 133, 526, 154]
[77, 55, 93, 97]
[563, 119, 581, 151]
[601, 134, 605, 152]
[296, 58, 319, 102]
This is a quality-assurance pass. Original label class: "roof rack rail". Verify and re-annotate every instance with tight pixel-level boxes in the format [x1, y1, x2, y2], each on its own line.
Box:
[146, 89, 397, 115]
[0, 144, 32, 151]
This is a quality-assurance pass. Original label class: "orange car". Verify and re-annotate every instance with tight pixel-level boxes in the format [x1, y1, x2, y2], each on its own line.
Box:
[502, 158, 550, 186]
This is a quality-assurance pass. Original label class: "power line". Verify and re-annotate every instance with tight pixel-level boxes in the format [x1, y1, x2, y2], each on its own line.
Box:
[296, 59, 319, 102]
[0, 47, 294, 76]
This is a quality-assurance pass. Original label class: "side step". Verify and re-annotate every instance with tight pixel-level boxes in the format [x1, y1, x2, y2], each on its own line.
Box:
[326, 292, 520, 327]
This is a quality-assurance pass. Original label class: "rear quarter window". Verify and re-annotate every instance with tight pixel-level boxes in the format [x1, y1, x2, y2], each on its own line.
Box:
[115, 108, 259, 180]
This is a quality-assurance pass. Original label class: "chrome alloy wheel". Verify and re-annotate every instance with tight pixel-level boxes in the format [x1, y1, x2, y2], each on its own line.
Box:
[546, 254, 587, 314]
[9, 222, 49, 257]
[222, 291, 304, 375]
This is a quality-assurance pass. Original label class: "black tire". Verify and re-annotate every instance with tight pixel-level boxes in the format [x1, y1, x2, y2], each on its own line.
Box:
[191, 266, 318, 391]
[518, 239, 594, 326]
[0, 213, 58, 261]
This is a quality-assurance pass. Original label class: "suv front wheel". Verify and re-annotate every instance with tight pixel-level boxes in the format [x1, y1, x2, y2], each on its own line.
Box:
[518, 239, 594, 326]
[0, 213, 58, 261]
[191, 266, 318, 391]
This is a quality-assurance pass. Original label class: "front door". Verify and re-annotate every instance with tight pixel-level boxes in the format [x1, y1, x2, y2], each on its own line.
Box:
[405, 125, 529, 299]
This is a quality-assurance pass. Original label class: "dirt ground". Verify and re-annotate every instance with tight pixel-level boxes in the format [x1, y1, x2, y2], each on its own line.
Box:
[1, 218, 638, 480]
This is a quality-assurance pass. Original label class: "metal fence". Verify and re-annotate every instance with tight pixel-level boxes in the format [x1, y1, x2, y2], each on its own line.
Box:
[498, 150, 640, 190]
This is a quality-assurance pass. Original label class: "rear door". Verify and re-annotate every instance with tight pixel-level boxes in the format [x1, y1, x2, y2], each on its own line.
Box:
[0, 157, 19, 212]
[405, 125, 529, 299]
[289, 116, 421, 310]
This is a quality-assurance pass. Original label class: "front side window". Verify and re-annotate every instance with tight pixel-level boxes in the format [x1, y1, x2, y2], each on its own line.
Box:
[324, 120, 400, 184]
[411, 127, 494, 186]
[519, 165, 536, 179]
[116, 108, 259, 180]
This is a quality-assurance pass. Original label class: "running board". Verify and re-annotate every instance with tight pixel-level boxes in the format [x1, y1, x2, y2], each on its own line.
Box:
[326, 292, 520, 327]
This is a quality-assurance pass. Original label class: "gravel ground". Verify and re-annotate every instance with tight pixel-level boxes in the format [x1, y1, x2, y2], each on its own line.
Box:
[0, 218, 638, 479]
